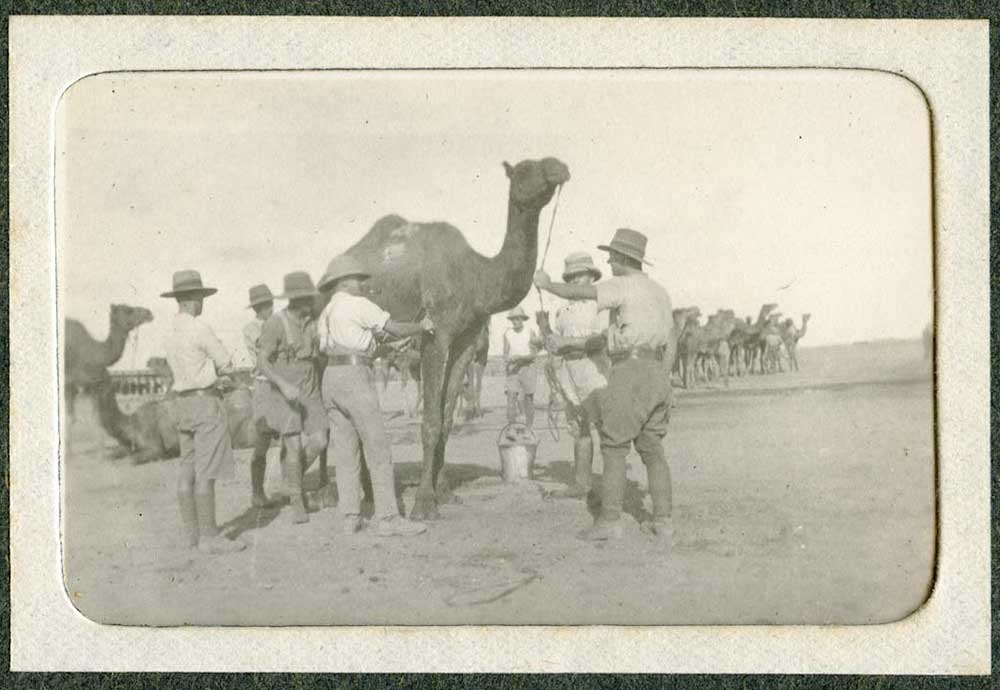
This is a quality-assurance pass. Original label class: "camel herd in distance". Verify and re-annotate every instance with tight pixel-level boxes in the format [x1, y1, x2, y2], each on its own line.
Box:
[673, 303, 811, 390]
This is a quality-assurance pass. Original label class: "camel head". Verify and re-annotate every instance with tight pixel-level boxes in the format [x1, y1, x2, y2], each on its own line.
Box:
[111, 304, 154, 331]
[802, 313, 812, 323]
[757, 303, 778, 320]
[503, 157, 570, 210]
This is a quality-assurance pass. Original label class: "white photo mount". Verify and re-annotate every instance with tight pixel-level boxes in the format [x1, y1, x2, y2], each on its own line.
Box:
[8, 17, 990, 674]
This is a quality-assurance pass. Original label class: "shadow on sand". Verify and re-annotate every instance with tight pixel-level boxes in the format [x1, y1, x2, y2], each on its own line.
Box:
[536, 459, 652, 525]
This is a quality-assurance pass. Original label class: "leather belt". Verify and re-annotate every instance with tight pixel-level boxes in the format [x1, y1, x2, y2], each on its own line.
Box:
[327, 354, 373, 367]
[610, 347, 664, 364]
[177, 387, 222, 398]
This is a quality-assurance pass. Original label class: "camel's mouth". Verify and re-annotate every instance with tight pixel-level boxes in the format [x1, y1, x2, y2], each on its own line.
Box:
[541, 157, 571, 186]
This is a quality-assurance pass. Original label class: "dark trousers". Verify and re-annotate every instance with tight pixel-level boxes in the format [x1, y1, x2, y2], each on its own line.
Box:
[593, 357, 672, 521]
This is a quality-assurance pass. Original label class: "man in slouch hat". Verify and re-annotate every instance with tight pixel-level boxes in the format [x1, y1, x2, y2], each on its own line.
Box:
[162, 270, 246, 554]
[535, 229, 675, 541]
[317, 255, 434, 537]
[256, 271, 329, 525]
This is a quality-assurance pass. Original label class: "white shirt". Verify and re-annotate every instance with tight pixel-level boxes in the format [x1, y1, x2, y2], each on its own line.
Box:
[503, 326, 538, 359]
[165, 312, 232, 392]
[319, 291, 391, 355]
[554, 300, 604, 338]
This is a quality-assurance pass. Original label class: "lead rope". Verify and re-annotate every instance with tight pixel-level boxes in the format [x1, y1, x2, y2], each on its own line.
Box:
[534, 183, 563, 313]
[534, 183, 564, 442]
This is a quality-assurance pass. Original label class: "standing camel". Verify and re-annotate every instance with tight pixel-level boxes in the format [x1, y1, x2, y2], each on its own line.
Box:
[329, 157, 570, 519]
[458, 322, 490, 420]
[64, 304, 154, 417]
[669, 307, 698, 383]
[726, 316, 754, 377]
[677, 310, 710, 389]
[375, 338, 423, 416]
[742, 303, 779, 374]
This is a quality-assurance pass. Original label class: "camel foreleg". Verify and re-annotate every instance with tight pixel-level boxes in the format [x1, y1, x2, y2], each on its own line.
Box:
[472, 362, 485, 418]
[411, 335, 448, 520]
[436, 338, 478, 502]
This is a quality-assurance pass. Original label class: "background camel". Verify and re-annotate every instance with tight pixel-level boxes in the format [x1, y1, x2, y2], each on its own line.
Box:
[726, 316, 754, 377]
[329, 157, 569, 519]
[678, 309, 735, 389]
[670, 307, 699, 382]
[676, 310, 704, 389]
[742, 303, 779, 374]
[373, 338, 423, 416]
[64, 304, 154, 416]
[93, 376, 260, 463]
[458, 322, 490, 420]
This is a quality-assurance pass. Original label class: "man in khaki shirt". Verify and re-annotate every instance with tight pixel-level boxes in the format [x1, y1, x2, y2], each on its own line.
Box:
[162, 270, 246, 555]
[535, 228, 674, 542]
[257, 272, 328, 525]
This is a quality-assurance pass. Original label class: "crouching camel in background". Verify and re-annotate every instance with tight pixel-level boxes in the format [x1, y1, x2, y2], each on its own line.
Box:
[93, 377, 260, 464]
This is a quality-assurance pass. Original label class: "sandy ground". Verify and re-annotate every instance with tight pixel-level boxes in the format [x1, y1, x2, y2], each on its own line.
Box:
[62, 340, 935, 626]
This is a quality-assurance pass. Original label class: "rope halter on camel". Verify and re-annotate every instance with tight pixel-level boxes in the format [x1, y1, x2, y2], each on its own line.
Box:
[532, 182, 564, 441]
[534, 183, 563, 313]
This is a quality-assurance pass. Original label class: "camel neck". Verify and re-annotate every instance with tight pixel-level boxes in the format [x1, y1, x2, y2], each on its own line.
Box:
[484, 199, 541, 313]
[106, 317, 133, 356]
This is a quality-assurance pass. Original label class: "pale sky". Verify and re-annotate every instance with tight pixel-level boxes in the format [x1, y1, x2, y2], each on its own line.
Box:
[57, 70, 932, 369]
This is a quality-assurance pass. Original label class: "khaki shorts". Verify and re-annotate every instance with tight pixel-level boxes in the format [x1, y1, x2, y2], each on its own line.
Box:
[261, 381, 328, 437]
[505, 361, 538, 396]
[592, 358, 671, 449]
[175, 394, 235, 481]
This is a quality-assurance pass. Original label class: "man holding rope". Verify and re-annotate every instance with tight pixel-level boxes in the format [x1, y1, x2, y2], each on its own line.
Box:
[545, 252, 609, 500]
[534, 228, 675, 541]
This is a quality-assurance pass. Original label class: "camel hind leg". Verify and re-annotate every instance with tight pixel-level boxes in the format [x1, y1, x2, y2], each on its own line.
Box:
[472, 362, 485, 417]
[411, 335, 447, 520]
[436, 336, 479, 502]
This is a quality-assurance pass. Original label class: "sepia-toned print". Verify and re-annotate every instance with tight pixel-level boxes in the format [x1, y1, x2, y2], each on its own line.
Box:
[58, 69, 934, 626]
